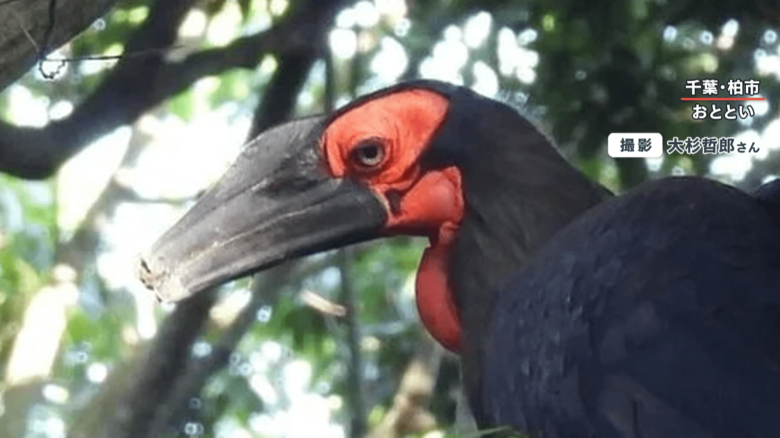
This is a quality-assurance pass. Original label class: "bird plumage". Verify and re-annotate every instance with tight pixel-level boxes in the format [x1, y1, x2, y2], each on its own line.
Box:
[477, 177, 780, 437]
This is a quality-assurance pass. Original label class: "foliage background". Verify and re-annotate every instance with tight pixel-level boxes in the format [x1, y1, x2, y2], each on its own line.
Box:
[0, 0, 778, 437]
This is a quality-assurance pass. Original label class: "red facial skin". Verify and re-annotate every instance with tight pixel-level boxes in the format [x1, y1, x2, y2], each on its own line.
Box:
[322, 89, 465, 353]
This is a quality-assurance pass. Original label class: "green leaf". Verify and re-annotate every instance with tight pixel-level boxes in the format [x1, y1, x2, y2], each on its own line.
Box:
[168, 90, 198, 121]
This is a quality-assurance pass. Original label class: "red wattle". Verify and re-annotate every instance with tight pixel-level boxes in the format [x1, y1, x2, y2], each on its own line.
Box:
[415, 242, 462, 353]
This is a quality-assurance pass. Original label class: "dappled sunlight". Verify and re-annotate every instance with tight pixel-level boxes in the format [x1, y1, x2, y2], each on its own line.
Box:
[370, 37, 408, 82]
[5, 265, 78, 386]
[206, 2, 244, 47]
[179, 9, 208, 39]
[756, 52, 780, 80]
[711, 111, 780, 184]
[354, 1, 381, 28]
[239, 343, 346, 438]
[463, 12, 492, 49]
[42, 384, 69, 405]
[497, 27, 538, 83]
[58, 126, 131, 235]
[127, 110, 250, 199]
[375, 0, 407, 21]
[330, 28, 358, 60]
[472, 61, 499, 97]
[48, 100, 74, 120]
[5, 85, 49, 127]
[1, 0, 780, 437]
[762, 118, 780, 150]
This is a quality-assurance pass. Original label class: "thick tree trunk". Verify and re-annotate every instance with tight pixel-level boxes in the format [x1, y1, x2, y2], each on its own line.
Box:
[0, 0, 119, 91]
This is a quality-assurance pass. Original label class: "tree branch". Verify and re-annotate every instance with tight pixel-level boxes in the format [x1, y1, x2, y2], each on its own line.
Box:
[0, 0, 120, 91]
[247, 50, 319, 139]
[338, 248, 368, 438]
[98, 289, 219, 438]
[368, 337, 443, 438]
[0, 0, 196, 179]
[246, 0, 343, 139]
[0, 0, 332, 180]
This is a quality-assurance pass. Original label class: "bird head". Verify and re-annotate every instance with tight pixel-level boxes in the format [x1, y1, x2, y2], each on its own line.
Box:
[138, 80, 607, 354]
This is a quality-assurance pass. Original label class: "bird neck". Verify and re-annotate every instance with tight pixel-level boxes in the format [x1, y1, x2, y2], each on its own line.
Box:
[445, 127, 610, 423]
[448, 128, 612, 360]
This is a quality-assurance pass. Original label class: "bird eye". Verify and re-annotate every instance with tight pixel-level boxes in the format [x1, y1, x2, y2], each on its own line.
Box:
[350, 139, 385, 170]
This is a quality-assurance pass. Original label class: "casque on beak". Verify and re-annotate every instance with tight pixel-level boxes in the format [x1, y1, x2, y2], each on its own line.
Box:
[138, 116, 388, 302]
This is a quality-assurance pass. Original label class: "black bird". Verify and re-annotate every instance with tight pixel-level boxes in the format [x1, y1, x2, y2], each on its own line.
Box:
[139, 80, 780, 437]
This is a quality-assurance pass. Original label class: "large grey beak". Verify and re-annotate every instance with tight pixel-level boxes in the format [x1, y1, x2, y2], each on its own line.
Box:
[138, 116, 387, 302]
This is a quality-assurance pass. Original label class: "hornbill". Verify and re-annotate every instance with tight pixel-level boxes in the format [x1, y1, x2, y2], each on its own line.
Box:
[138, 80, 780, 437]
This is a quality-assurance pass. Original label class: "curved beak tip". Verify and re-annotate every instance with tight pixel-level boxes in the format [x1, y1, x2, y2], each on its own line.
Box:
[136, 254, 188, 303]
[132, 116, 388, 303]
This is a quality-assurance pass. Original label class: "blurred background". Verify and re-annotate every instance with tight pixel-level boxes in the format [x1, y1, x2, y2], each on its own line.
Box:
[0, 0, 778, 437]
